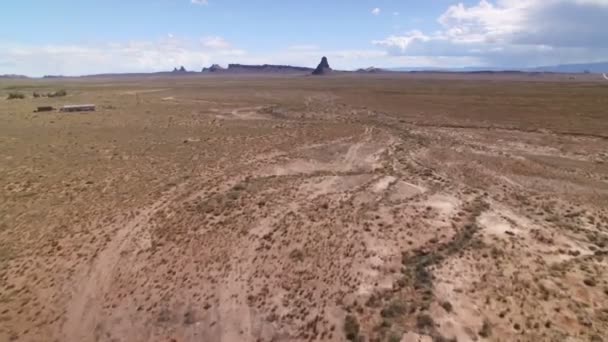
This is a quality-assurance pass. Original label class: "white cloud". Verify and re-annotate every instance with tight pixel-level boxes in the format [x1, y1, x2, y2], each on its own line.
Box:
[201, 36, 231, 49]
[191, 0, 208, 5]
[0, 37, 485, 75]
[373, 0, 608, 66]
[373, 31, 433, 52]
[223, 49, 476, 71]
[371, 8, 381, 16]
[0, 36, 243, 76]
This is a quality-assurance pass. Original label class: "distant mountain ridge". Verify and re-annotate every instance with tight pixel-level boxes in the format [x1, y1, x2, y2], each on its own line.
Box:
[0, 74, 29, 79]
[356, 67, 386, 73]
[390, 61, 608, 73]
[5, 60, 608, 78]
[530, 62, 608, 73]
[203, 64, 313, 74]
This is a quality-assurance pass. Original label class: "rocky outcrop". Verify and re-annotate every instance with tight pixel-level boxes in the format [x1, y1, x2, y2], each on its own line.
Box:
[356, 67, 385, 73]
[226, 64, 313, 73]
[202, 64, 312, 74]
[312, 57, 332, 75]
[172, 66, 187, 73]
[202, 64, 225, 72]
[0, 74, 29, 79]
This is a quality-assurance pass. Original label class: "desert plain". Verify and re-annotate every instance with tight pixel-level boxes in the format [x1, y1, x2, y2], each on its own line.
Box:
[1, 73, 608, 341]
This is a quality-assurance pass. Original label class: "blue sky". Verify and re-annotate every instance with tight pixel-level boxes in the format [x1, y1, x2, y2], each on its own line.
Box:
[1, 1, 452, 46]
[1, 0, 607, 76]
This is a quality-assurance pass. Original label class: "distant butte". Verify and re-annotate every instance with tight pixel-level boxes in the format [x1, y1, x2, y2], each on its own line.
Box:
[202, 63, 312, 74]
[202, 64, 225, 72]
[356, 66, 385, 73]
[312, 56, 332, 75]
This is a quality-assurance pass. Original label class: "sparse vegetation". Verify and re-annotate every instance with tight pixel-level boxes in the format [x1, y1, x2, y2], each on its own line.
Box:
[289, 248, 304, 262]
[440, 301, 453, 313]
[2, 75, 608, 342]
[416, 314, 435, 330]
[183, 310, 195, 325]
[387, 333, 402, 342]
[344, 315, 360, 341]
[7, 92, 25, 99]
[479, 319, 492, 338]
[380, 300, 407, 318]
[48, 89, 67, 97]
[226, 191, 240, 201]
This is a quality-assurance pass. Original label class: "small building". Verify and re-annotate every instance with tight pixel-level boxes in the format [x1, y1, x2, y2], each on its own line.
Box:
[35, 106, 55, 112]
[60, 104, 96, 112]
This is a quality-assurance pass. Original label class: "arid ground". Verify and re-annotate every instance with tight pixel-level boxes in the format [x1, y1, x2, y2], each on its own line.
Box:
[1, 73, 608, 342]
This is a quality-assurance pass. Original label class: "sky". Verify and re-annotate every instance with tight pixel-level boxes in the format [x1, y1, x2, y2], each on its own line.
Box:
[1, 0, 607, 76]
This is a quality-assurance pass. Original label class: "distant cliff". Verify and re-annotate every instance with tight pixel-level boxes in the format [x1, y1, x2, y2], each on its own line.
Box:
[202, 64, 225, 72]
[203, 64, 313, 73]
[0, 74, 29, 79]
[355, 67, 386, 73]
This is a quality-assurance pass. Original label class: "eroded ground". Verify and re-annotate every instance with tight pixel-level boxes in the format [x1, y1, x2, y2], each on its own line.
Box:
[1, 75, 608, 341]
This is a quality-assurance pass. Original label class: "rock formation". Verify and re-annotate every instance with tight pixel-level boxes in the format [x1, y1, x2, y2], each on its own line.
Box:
[226, 64, 312, 73]
[202, 64, 225, 72]
[203, 63, 312, 73]
[0, 74, 29, 79]
[356, 67, 385, 73]
[312, 56, 332, 75]
[173, 66, 187, 73]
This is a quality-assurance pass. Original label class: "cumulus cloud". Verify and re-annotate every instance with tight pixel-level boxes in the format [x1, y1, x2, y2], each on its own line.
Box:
[0, 37, 485, 75]
[0, 36, 243, 76]
[373, 0, 608, 66]
[201, 36, 231, 49]
[230, 49, 477, 71]
[371, 8, 381, 16]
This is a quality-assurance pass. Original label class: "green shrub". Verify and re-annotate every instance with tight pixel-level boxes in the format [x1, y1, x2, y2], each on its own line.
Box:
[479, 319, 492, 338]
[344, 315, 360, 341]
[380, 300, 407, 318]
[440, 301, 453, 313]
[388, 333, 402, 342]
[416, 314, 435, 330]
[7, 92, 25, 100]
[48, 89, 67, 97]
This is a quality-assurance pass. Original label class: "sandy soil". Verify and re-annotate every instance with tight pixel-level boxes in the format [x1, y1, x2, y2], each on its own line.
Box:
[1, 74, 607, 342]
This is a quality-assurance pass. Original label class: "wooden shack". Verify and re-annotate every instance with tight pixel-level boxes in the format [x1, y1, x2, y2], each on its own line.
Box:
[60, 104, 96, 112]
[35, 106, 55, 112]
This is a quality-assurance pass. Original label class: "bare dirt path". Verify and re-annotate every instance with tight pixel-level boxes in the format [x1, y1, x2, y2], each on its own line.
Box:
[62, 185, 185, 341]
